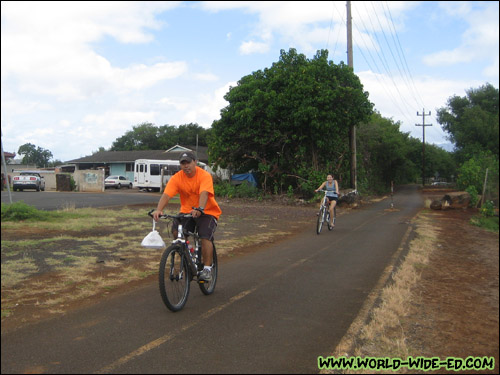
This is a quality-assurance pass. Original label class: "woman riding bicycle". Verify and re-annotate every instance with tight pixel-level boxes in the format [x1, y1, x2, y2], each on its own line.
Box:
[315, 174, 339, 228]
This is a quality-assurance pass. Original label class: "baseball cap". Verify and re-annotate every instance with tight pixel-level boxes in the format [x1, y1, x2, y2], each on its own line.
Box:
[179, 151, 197, 163]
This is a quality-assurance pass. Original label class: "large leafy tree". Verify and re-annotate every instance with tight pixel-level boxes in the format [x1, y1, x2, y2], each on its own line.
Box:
[437, 84, 499, 201]
[110, 122, 210, 151]
[17, 143, 53, 167]
[209, 48, 373, 193]
[437, 83, 499, 161]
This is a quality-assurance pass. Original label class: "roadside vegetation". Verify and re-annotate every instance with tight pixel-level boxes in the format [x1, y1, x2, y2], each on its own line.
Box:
[1, 202, 153, 319]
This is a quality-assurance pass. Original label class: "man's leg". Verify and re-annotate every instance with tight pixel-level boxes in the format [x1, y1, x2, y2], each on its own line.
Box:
[201, 238, 213, 266]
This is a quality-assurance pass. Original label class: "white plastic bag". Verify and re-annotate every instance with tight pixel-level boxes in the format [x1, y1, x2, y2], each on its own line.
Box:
[141, 220, 166, 249]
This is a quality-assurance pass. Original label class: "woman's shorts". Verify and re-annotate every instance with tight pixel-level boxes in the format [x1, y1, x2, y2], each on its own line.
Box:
[172, 214, 218, 241]
[327, 196, 338, 202]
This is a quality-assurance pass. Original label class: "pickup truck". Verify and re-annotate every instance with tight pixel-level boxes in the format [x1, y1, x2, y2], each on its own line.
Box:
[13, 171, 46, 192]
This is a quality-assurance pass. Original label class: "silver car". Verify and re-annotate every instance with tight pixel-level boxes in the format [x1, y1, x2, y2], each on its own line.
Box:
[104, 175, 133, 189]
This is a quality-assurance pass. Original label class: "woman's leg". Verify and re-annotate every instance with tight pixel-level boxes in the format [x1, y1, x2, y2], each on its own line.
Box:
[329, 200, 336, 226]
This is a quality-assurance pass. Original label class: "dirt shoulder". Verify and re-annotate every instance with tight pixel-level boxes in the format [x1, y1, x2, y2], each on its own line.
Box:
[405, 207, 499, 374]
[1, 193, 499, 372]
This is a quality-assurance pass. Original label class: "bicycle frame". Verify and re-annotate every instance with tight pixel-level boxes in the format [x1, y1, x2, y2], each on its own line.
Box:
[163, 213, 201, 279]
[316, 189, 336, 234]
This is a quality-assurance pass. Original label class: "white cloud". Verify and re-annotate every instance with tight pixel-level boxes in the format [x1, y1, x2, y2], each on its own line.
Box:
[423, 2, 499, 72]
[156, 97, 190, 112]
[357, 69, 484, 145]
[192, 72, 219, 82]
[1, 1, 185, 100]
[117, 62, 188, 91]
[201, 1, 418, 55]
[83, 110, 158, 131]
[182, 81, 235, 127]
[240, 40, 271, 55]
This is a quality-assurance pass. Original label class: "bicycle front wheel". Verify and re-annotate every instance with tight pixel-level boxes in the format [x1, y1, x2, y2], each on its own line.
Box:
[159, 245, 190, 312]
[316, 206, 325, 234]
[199, 242, 218, 295]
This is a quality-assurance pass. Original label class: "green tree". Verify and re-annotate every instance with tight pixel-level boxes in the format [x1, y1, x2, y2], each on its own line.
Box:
[437, 83, 499, 161]
[110, 122, 210, 151]
[174, 123, 211, 146]
[357, 114, 414, 192]
[357, 113, 457, 193]
[437, 84, 499, 206]
[209, 48, 373, 193]
[17, 143, 53, 167]
[110, 123, 162, 150]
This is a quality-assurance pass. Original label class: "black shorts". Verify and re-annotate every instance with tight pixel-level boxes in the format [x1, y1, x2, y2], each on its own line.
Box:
[327, 196, 338, 202]
[172, 214, 218, 241]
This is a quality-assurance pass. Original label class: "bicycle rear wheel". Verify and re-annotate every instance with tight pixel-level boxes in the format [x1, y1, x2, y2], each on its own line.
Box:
[159, 245, 190, 312]
[316, 206, 325, 234]
[199, 243, 218, 295]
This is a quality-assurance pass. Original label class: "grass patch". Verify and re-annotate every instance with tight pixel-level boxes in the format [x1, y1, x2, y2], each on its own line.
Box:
[1, 258, 39, 288]
[470, 215, 499, 232]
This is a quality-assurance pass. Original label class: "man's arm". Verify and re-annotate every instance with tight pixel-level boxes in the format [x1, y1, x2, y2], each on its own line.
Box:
[152, 193, 172, 221]
[191, 191, 209, 218]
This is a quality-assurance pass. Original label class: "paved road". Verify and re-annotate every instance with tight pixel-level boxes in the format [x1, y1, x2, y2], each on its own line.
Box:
[1, 189, 161, 210]
[1, 186, 422, 374]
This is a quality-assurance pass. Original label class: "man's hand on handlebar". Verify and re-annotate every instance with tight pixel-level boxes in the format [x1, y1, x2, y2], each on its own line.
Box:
[151, 210, 163, 222]
[191, 207, 204, 218]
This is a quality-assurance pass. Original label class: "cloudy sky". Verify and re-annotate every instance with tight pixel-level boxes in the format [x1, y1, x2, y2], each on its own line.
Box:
[2, 1, 498, 162]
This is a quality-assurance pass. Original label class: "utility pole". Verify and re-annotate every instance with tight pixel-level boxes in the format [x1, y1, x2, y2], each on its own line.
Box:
[1, 129, 13, 203]
[415, 109, 432, 186]
[346, 1, 356, 191]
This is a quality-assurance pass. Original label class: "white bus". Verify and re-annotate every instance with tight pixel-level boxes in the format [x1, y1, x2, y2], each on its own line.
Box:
[133, 159, 206, 191]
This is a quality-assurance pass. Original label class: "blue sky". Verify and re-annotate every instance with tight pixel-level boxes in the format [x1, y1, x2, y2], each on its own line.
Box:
[2, 1, 499, 162]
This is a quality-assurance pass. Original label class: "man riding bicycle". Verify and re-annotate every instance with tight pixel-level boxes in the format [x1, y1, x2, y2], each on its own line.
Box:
[152, 151, 222, 282]
[315, 174, 339, 228]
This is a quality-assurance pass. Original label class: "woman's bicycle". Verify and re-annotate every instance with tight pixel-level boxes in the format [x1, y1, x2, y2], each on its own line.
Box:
[148, 210, 218, 312]
[316, 190, 336, 234]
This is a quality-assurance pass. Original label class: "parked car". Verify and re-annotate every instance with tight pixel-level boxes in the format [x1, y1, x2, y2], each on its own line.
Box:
[13, 171, 46, 192]
[104, 175, 133, 189]
[431, 181, 449, 187]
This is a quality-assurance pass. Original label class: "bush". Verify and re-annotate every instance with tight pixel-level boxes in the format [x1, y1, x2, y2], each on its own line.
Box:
[465, 186, 479, 207]
[214, 181, 260, 199]
[480, 200, 495, 217]
[1, 201, 46, 221]
[470, 215, 499, 232]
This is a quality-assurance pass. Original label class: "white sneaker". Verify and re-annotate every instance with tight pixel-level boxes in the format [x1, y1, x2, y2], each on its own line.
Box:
[199, 268, 212, 282]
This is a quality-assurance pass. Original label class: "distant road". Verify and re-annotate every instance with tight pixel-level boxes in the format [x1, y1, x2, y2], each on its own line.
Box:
[1, 190, 161, 210]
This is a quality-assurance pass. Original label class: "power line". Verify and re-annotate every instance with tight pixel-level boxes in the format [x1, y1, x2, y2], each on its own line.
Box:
[381, 1, 426, 109]
[351, 5, 415, 124]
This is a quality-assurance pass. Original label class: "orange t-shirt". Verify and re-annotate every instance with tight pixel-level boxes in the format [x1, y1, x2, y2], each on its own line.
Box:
[164, 166, 222, 220]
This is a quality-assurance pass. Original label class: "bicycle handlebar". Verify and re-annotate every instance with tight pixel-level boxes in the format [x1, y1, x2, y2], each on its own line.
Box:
[147, 209, 193, 220]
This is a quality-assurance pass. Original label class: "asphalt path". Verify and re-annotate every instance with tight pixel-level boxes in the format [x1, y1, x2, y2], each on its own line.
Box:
[1, 186, 423, 374]
[1, 189, 161, 210]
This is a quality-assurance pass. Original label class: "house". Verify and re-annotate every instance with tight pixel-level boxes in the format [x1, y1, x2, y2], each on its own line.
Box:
[1, 152, 37, 174]
[65, 145, 228, 181]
